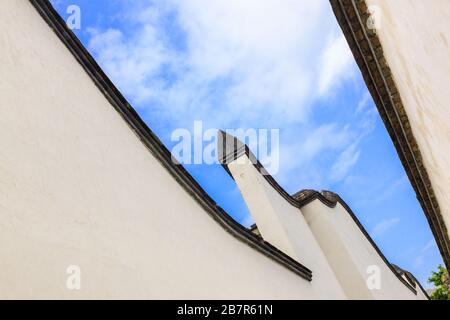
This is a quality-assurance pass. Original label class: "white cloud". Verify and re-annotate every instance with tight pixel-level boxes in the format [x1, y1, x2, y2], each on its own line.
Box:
[414, 239, 437, 268]
[330, 142, 361, 183]
[86, 0, 374, 192]
[371, 218, 401, 237]
[87, 13, 174, 104]
[318, 34, 355, 96]
[301, 124, 352, 162]
[372, 175, 409, 205]
[356, 91, 372, 114]
[421, 239, 437, 253]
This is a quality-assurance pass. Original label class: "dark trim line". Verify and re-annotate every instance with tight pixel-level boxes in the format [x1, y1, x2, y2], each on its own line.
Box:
[218, 132, 422, 296]
[29, 0, 312, 281]
[329, 0, 450, 270]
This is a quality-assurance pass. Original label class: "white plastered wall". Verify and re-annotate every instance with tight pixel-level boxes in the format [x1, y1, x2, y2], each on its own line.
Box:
[0, 0, 332, 299]
[228, 157, 347, 299]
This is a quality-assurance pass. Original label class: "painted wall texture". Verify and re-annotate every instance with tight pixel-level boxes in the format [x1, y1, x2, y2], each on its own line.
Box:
[366, 0, 450, 252]
[0, 0, 428, 299]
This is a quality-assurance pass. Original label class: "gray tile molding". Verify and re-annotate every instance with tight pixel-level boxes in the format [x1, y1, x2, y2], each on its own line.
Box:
[217, 130, 428, 297]
[329, 0, 450, 271]
[391, 264, 417, 290]
[28, 0, 313, 281]
[27, 0, 430, 297]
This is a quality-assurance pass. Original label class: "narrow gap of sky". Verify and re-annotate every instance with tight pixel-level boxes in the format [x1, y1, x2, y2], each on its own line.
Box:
[51, 0, 443, 287]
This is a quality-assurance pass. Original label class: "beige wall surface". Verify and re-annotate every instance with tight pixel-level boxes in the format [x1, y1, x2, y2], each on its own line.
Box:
[366, 0, 450, 242]
[0, 0, 323, 299]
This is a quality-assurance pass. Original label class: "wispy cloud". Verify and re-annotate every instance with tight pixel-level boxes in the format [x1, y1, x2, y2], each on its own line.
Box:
[274, 123, 354, 189]
[318, 34, 355, 96]
[240, 214, 255, 228]
[371, 218, 401, 237]
[372, 175, 409, 205]
[85, 0, 371, 193]
[421, 239, 437, 253]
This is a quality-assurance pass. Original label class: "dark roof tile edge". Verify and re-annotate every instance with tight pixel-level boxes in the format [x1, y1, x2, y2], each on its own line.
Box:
[29, 0, 312, 281]
[301, 190, 430, 298]
[329, 0, 450, 270]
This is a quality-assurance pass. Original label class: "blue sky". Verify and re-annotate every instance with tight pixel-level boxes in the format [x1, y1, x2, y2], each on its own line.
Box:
[51, 0, 443, 287]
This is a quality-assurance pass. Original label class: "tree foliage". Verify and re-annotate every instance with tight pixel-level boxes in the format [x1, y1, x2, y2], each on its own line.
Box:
[428, 265, 450, 300]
